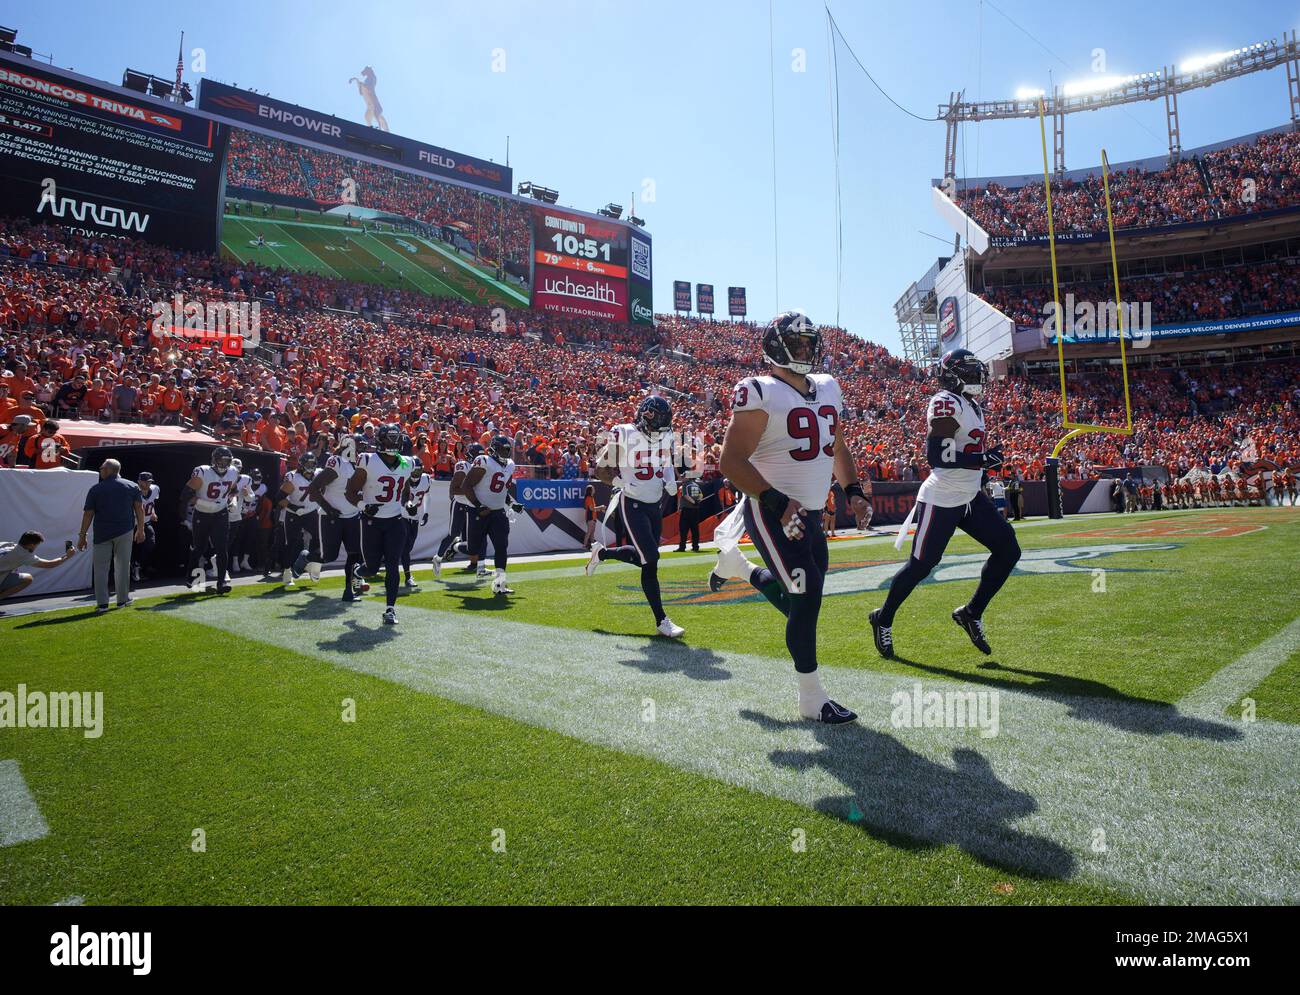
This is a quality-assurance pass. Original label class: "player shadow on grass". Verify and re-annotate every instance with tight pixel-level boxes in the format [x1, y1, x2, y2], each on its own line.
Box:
[741, 709, 1075, 879]
[315, 617, 401, 654]
[443, 591, 518, 611]
[13, 608, 114, 628]
[591, 629, 732, 682]
[276, 591, 359, 621]
[893, 655, 1240, 741]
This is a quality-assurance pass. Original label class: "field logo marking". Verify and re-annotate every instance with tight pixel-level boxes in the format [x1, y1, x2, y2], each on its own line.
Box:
[652, 542, 1180, 605]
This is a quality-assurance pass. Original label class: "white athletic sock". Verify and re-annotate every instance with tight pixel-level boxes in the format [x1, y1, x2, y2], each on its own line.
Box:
[797, 671, 828, 706]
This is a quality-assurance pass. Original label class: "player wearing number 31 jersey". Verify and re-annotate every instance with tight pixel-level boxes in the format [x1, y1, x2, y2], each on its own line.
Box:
[345, 425, 415, 624]
[711, 312, 874, 724]
[869, 349, 1021, 660]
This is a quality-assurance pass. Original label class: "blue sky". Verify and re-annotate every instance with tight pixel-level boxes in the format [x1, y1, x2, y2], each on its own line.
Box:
[14, 0, 1300, 352]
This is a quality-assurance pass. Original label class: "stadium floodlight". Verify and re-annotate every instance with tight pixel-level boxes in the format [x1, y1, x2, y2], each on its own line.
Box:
[148, 77, 173, 98]
[517, 182, 559, 204]
[628, 214, 646, 228]
[0, 26, 16, 44]
[597, 203, 623, 219]
[1062, 75, 1138, 97]
[1180, 43, 1268, 74]
[1014, 87, 1045, 100]
[121, 69, 151, 93]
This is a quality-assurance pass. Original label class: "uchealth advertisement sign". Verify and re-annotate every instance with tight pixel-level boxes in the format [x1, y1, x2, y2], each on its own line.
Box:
[533, 264, 628, 322]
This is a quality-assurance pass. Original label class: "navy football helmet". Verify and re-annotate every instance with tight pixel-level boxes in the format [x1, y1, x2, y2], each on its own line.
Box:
[635, 395, 673, 436]
[937, 349, 988, 398]
[762, 311, 820, 376]
[489, 436, 513, 463]
[211, 446, 233, 473]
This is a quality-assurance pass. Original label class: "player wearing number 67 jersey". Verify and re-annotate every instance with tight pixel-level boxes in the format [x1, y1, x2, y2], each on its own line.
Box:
[585, 395, 685, 639]
[868, 349, 1021, 660]
[345, 425, 414, 624]
[179, 446, 246, 594]
[711, 312, 874, 724]
[460, 435, 522, 595]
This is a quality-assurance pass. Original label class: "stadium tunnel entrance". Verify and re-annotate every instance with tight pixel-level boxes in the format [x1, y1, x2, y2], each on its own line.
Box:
[76, 443, 282, 579]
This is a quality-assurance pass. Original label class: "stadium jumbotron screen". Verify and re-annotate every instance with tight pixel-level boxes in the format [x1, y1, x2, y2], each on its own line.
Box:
[0, 54, 228, 251]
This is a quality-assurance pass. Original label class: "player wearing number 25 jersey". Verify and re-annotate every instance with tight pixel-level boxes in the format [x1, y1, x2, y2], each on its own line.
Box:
[870, 348, 1021, 661]
[712, 312, 875, 725]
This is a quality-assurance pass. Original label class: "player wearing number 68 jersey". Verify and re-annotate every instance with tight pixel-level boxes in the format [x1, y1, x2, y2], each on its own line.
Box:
[711, 312, 875, 724]
[345, 425, 415, 623]
[461, 436, 521, 595]
[868, 348, 1021, 660]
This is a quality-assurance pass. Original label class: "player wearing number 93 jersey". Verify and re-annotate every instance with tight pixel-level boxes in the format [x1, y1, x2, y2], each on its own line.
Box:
[869, 348, 1021, 661]
[712, 312, 875, 725]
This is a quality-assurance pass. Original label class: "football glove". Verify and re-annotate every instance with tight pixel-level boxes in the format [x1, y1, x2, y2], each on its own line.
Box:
[363, 504, 381, 518]
[982, 445, 1005, 471]
[509, 500, 524, 514]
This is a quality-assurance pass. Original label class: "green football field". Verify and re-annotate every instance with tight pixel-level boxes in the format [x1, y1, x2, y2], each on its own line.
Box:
[2, 507, 1298, 905]
[219, 201, 529, 308]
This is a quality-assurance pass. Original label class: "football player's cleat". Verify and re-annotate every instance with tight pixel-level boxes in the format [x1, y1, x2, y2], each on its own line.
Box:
[762, 311, 820, 375]
[189, 576, 206, 594]
[211, 446, 233, 473]
[292, 550, 308, 578]
[216, 584, 232, 595]
[382, 607, 398, 625]
[491, 570, 513, 594]
[800, 699, 858, 724]
[634, 395, 673, 436]
[431, 555, 442, 579]
[951, 605, 992, 655]
[476, 563, 488, 579]
[656, 617, 685, 638]
[868, 608, 894, 659]
[709, 545, 757, 593]
[936, 348, 989, 399]
[585, 543, 604, 576]
[402, 576, 420, 591]
[281, 568, 295, 588]
[307, 561, 322, 582]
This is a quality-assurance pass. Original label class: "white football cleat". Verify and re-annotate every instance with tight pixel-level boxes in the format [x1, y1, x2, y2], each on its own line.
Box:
[431, 555, 442, 579]
[476, 564, 488, 580]
[307, 561, 321, 582]
[382, 607, 398, 625]
[585, 543, 604, 576]
[656, 617, 685, 638]
[709, 545, 757, 593]
[281, 568, 295, 588]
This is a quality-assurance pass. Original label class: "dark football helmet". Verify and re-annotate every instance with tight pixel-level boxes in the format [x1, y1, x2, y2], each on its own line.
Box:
[298, 453, 318, 476]
[377, 423, 403, 455]
[411, 457, 424, 475]
[937, 349, 988, 398]
[211, 446, 233, 473]
[762, 311, 820, 376]
[467, 442, 485, 460]
[490, 436, 513, 463]
[635, 395, 673, 436]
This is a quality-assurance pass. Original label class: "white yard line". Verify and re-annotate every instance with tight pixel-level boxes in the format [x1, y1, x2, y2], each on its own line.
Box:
[164, 594, 1300, 903]
[0, 759, 50, 848]
[1178, 614, 1300, 718]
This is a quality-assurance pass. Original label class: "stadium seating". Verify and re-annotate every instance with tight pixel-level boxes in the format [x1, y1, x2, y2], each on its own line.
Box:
[1, 217, 1297, 487]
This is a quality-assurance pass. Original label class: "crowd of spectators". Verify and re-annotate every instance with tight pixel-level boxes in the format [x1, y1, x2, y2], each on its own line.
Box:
[1, 217, 1297, 493]
[953, 128, 1300, 238]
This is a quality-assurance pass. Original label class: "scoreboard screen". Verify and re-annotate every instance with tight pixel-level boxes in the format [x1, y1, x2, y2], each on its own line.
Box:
[530, 206, 652, 325]
[0, 55, 227, 251]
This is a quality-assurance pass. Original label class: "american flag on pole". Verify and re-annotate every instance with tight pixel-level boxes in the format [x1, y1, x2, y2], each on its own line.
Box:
[175, 31, 184, 92]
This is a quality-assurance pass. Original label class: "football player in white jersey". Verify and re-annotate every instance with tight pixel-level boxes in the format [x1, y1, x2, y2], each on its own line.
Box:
[869, 349, 1021, 659]
[711, 312, 874, 724]
[432, 443, 482, 579]
[400, 457, 431, 590]
[179, 446, 244, 594]
[346, 424, 415, 623]
[306, 436, 367, 603]
[585, 395, 685, 638]
[277, 453, 320, 587]
[131, 471, 159, 583]
[460, 435, 523, 595]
